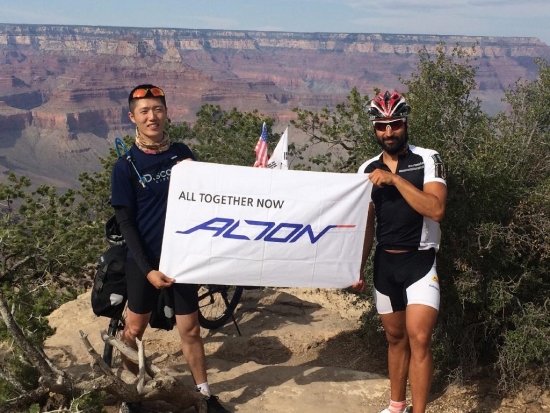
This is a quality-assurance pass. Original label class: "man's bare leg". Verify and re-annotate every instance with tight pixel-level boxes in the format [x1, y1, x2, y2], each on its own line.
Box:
[406, 304, 438, 413]
[380, 310, 410, 403]
[176, 311, 207, 385]
[121, 309, 151, 375]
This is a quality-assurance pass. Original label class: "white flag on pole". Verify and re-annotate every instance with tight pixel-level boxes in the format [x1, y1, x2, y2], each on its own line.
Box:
[267, 127, 288, 169]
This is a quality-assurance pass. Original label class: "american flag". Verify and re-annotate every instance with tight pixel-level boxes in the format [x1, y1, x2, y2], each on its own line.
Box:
[253, 122, 269, 168]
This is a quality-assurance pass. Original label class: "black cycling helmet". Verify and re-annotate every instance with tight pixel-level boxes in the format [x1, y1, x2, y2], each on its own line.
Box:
[105, 214, 125, 246]
[367, 91, 411, 121]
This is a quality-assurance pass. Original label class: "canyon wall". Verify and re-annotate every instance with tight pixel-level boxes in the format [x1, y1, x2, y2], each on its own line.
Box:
[0, 24, 548, 186]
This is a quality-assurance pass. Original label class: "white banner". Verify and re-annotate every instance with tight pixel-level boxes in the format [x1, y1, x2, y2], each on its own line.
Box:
[159, 162, 372, 288]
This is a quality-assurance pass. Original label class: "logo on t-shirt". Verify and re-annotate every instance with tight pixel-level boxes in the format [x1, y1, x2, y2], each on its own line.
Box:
[143, 168, 172, 184]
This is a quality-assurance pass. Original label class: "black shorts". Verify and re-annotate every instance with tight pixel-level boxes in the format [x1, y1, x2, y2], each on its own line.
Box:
[373, 247, 439, 313]
[125, 257, 199, 315]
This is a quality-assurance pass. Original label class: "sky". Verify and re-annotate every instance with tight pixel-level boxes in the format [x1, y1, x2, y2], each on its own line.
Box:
[1, 0, 550, 45]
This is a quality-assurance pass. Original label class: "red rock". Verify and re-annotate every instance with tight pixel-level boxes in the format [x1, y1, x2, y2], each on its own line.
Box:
[0, 24, 548, 186]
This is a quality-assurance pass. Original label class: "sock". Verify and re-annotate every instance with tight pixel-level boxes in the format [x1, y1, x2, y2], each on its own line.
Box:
[196, 382, 211, 397]
[388, 400, 407, 413]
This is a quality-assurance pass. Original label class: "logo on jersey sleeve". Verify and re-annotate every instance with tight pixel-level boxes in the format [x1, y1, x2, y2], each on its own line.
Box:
[431, 154, 446, 180]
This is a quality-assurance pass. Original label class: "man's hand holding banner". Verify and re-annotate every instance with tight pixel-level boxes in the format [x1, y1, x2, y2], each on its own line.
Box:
[159, 162, 373, 288]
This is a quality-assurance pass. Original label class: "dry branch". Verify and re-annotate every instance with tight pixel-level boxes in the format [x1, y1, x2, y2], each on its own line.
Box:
[4, 386, 51, 412]
[83, 329, 207, 411]
[0, 289, 59, 379]
[79, 331, 138, 401]
[101, 329, 161, 377]
[137, 338, 146, 395]
[0, 292, 206, 413]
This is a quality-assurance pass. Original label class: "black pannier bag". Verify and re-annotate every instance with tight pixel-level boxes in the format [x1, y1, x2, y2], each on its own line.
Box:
[91, 243, 127, 318]
[148, 288, 176, 331]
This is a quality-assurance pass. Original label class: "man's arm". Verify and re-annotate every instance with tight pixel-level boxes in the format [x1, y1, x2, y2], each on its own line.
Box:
[351, 201, 375, 292]
[115, 206, 174, 289]
[360, 202, 376, 270]
[368, 169, 447, 222]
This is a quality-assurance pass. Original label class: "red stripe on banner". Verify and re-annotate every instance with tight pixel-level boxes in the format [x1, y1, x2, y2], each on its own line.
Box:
[336, 225, 356, 228]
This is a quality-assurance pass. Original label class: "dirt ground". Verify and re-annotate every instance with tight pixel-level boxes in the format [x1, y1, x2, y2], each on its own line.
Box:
[45, 288, 550, 413]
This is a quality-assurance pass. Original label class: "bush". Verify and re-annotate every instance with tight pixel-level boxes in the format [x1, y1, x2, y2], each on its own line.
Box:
[294, 44, 550, 393]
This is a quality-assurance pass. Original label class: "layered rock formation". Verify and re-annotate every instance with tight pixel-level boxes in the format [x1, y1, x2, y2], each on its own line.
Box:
[0, 24, 548, 186]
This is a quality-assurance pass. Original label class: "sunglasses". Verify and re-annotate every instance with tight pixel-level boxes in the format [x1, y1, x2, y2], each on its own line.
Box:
[373, 119, 405, 132]
[131, 87, 165, 99]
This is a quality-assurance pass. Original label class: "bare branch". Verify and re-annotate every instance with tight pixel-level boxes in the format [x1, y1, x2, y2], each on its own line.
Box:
[0, 370, 25, 393]
[101, 330, 161, 377]
[79, 331, 138, 401]
[92, 330, 206, 411]
[3, 386, 50, 412]
[137, 338, 146, 395]
[2, 323, 209, 410]
[0, 289, 59, 378]
[1, 255, 32, 278]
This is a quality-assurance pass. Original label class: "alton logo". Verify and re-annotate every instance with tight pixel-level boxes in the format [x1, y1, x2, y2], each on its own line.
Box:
[176, 217, 356, 244]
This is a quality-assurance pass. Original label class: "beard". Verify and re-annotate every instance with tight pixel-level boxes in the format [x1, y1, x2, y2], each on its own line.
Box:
[376, 131, 409, 155]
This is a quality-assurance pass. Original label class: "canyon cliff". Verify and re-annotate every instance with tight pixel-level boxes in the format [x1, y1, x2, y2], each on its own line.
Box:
[0, 24, 548, 187]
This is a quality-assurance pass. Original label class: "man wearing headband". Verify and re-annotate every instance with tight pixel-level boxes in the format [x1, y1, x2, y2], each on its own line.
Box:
[352, 91, 447, 413]
[111, 84, 230, 413]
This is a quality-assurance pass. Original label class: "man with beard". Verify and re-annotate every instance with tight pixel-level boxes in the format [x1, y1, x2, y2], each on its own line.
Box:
[352, 91, 447, 413]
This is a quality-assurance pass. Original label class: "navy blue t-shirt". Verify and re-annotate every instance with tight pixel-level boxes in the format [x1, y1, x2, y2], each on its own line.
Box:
[110, 142, 195, 258]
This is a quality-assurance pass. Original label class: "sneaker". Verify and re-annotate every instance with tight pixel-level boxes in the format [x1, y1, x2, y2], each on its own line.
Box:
[205, 395, 230, 413]
[379, 408, 411, 413]
[119, 401, 142, 413]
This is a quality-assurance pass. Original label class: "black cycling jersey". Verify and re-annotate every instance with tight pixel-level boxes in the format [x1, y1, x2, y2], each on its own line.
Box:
[357, 145, 446, 251]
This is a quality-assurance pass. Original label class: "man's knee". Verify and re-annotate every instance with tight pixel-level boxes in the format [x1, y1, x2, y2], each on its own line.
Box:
[123, 320, 147, 342]
[176, 313, 201, 339]
[384, 326, 408, 346]
[381, 312, 408, 345]
[408, 330, 433, 350]
[182, 322, 201, 337]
